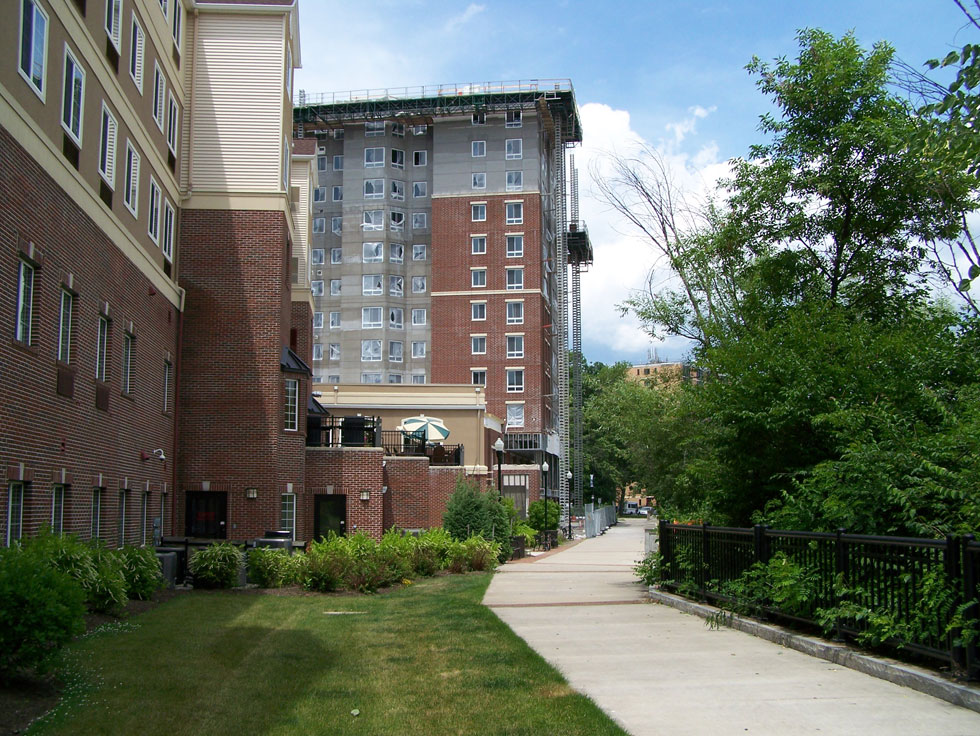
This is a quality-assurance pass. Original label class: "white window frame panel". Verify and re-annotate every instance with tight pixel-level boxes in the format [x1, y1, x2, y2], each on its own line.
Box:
[61, 44, 85, 146]
[152, 61, 165, 132]
[471, 268, 486, 288]
[472, 140, 486, 157]
[361, 372, 382, 384]
[362, 274, 383, 296]
[99, 103, 119, 191]
[329, 312, 341, 329]
[471, 203, 486, 222]
[147, 177, 162, 244]
[506, 109, 522, 128]
[412, 276, 426, 294]
[91, 488, 102, 538]
[329, 279, 341, 296]
[172, 0, 183, 50]
[390, 243, 404, 263]
[506, 202, 524, 225]
[332, 186, 343, 202]
[507, 234, 524, 258]
[129, 14, 144, 94]
[363, 242, 383, 263]
[280, 494, 296, 540]
[7, 482, 24, 546]
[19, 0, 48, 101]
[123, 141, 140, 217]
[471, 302, 486, 321]
[506, 170, 523, 191]
[361, 339, 382, 362]
[122, 332, 134, 394]
[412, 341, 426, 358]
[311, 280, 324, 296]
[313, 217, 326, 234]
[96, 315, 109, 381]
[317, 155, 327, 172]
[413, 244, 426, 261]
[363, 178, 384, 199]
[52, 484, 65, 535]
[389, 308, 404, 329]
[364, 146, 385, 168]
[412, 212, 427, 230]
[471, 172, 486, 190]
[362, 307, 382, 329]
[15, 260, 34, 345]
[506, 139, 523, 159]
[328, 343, 340, 360]
[312, 343, 323, 361]
[471, 335, 486, 354]
[162, 200, 175, 261]
[390, 210, 405, 232]
[167, 93, 179, 155]
[333, 155, 344, 171]
[411, 374, 426, 384]
[413, 150, 427, 166]
[365, 121, 385, 137]
[390, 179, 405, 201]
[413, 181, 427, 198]
[507, 369, 525, 393]
[506, 403, 525, 428]
[362, 210, 384, 231]
[471, 236, 486, 255]
[311, 248, 325, 266]
[284, 379, 299, 431]
[313, 186, 327, 202]
[163, 360, 171, 412]
[312, 311, 324, 329]
[389, 340, 403, 362]
[507, 335, 525, 359]
[105, 0, 123, 52]
[391, 148, 405, 169]
[507, 300, 524, 325]
[411, 308, 426, 326]
[471, 369, 486, 386]
[389, 275, 404, 297]
[332, 216, 344, 235]
[58, 289, 73, 364]
[507, 268, 525, 290]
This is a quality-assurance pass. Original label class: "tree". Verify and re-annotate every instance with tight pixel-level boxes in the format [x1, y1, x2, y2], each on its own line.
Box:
[442, 475, 511, 560]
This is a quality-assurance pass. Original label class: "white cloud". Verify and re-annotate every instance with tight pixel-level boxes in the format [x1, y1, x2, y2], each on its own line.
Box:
[444, 3, 486, 33]
[575, 102, 729, 363]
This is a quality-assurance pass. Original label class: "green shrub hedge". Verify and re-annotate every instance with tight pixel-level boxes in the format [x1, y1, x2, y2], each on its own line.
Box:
[189, 542, 243, 589]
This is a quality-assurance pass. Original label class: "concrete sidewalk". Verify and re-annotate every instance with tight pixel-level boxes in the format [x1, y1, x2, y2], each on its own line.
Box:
[483, 519, 980, 736]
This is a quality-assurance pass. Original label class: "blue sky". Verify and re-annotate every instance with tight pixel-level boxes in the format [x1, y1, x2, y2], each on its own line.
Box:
[294, 1, 975, 366]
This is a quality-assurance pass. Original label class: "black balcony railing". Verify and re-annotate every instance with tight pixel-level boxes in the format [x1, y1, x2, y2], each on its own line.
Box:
[307, 415, 381, 448]
[379, 430, 463, 466]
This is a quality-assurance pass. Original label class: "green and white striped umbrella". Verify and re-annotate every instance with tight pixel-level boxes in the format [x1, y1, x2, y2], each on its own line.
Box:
[396, 415, 451, 442]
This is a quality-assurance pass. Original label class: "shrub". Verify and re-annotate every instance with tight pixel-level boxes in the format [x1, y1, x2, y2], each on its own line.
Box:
[248, 547, 300, 588]
[442, 476, 512, 562]
[418, 527, 453, 568]
[463, 536, 501, 571]
[87, 543, 128, 614]
[514, 522, 538, 549]
[118, 546, 164, 600]
[22, 530, 126, 613]
[634, 552, 662, 587]
[527, 500, 562, 532]
[189, 542, 243, 589]
[445, 540, 469, 574]
[0, 546, 86, 679]
[378, 529, 415, 581]
[302, 535, 349, 593]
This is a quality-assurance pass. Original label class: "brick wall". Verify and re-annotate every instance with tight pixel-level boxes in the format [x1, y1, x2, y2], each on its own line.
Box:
[306, 446, 384, 540]
[0, 127, 177, 545]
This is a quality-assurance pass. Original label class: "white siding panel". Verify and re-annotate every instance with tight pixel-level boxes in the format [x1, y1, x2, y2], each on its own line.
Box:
[179, 17, 195, 192]
[291, 165, 312, 288]
[190, 15, 285, 193]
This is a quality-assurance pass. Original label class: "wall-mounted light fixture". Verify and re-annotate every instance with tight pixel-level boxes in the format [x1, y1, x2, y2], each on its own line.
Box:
[360, 490, 371, 501]
[245, 488, 258, 499]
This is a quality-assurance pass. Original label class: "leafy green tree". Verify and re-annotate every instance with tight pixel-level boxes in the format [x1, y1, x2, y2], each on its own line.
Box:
[442, 475, 511, 562]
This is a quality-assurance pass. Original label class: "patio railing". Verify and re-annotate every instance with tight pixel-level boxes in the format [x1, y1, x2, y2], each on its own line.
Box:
[307, 415, 381, 448]
[380, 430, 464, 466]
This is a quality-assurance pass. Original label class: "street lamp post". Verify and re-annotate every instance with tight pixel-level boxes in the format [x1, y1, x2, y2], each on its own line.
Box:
[541, 460, 549, 550]
[493, 437, 505, 500]
[566, 470, 573, 540]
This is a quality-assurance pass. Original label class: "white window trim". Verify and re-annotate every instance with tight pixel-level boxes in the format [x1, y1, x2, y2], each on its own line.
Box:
[506, 170, 523, 191]
[506, 267, 525, 290]
[99, 102, 118, 189]
[105, 0, 123, 52]
[506, 138, 523, 160]
[58, 289, 72, 364]
[472, 172, 486, 190]
[167, 92, 179, 155]
[15, 260, 34, 345]
[124, 141, 140, 217]
[471, 235, 487, 255]
[471, 267, 487, 288]
[162, 199, 175, 261]
[413, 150, 427, 167]
[61, 44, 85, 146]
[471, 334, 487, 355]
[411, 308, 426, 326]
[284, 379, 299, 431]
[18, 0, 49, 101]
[147, 176, 161, 243]
[129, 14, 144, 94]
[7, 482, 24, 546]
[152, 61, 165, 132]
[507, 334, 525, 359]
[471, 301, 486, 321]
[472, 140, 486, 157]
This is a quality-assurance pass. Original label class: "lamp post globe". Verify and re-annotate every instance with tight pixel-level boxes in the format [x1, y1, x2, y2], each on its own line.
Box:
[541, 461, 549, 548]
[493, 437, 505, 500]
[566, 470, 573, 539]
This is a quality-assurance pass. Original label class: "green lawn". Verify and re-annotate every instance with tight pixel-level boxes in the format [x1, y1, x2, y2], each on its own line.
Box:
[31, 574, 627, 736]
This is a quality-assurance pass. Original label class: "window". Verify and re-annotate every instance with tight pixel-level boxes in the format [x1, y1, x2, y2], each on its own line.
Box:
[507, 301, 524, 324]
[471, 370, 486, 386]
[471, 204, 486, 222]
[506, 202, 524, 224]
[15, 260, 34, 345]
[507, 369, 525, 392]
[162, 200, 175, 262]
[362, 307, 382, 328]
[118, 489, 128, 545]
[122, 332, 134, 394]
[389, 308, 404, 329]
[62, 45, 85, 145]
[330, 247, 342, 264]
[333, 129, 345, 140]
[19, 0, 48, 99]
[413, 150, 427, 166]
[507, 335, 524, 358]
[328, 343, 340, 360]
[471, 236, 486, 254]
[413, 181, 427, 198]
[506, 403, 524, 427]
[330, 279, 341, 295]
[390, 180, 405, 201]
[389, 340, 403, 362]
[413, 125, 427, 135]
[361, 339, 381, 361]
[281, 494, 296, 540]
[506, 170, 523, 191]
[507, 268, 525, 290]
[363, 242, 383, 262]
[6, 482, 24, 546]
[313, 217, 326, 234]
[365, 121, 385, 136]
[313, 312, 324, 329]
[361, 372, 382, 384]
[332, 186, 343, 201]
[471, 336, 486, 354]
[91, 488, 102, 538]
[311, 280, 324, 296]
[412, 212, 427, 229]
[327, 374, 340, 383]
[389, 275, 403, 296]
[507, 235, 524, 257]
[311, 249, 325, 266]
[472, 140, 486, 157]
[332, 216, 343, 235]
[388, 373, 403, 384]
[412, 341, 426, 358]
[129, 15, 144, 92]
[52, 485, 65, 535]
[390, 210, 405, 231]
[284, 379, 298, 431]
[391, 149, 405, 169]
[312, 344, 323, 361]
[312, 186, 326, 202]
[413, 244, 426, 261]
[106, 1, 123, 50]
[412, 276, 426, 294]
[506, 139, 523, 159]
[390, 243, 404, 263]
[411, 308, 426, 326]
[167, 94, 179, 154]
[363, 178, 384, 199]
[364, 147, 384, 167]
[362, 274, 382, 295]
[172, 2, 183, 49]
[506, 109, 522, 127]
[163, 360, 171, 412]
[472, 173, 486, 189]
[412, 374, 426, 384]
[58, 289, 73, 363]
[96, 316, 109, 381]
[362, 210, 383, 231]
[124, 141, 140, 216]
[471, 269, 486, 288]
[329, 311, 340, 328]
[471, 302, 486, 321]
[317, 156, 326, 171]
[98, 105, 118, 189]
[333, 155, 344, 171]
[391, 122, 405, 137]
[148, 178, 161, 243]
[152, 62, 165, 131]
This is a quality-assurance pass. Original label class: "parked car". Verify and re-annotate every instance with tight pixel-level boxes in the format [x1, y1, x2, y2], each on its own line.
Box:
[637, 507, 651, 517]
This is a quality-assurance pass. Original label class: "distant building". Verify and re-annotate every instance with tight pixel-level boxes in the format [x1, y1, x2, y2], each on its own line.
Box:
[627, 362, 703, 386]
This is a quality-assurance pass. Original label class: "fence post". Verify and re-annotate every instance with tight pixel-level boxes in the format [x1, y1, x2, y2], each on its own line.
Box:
[658, 519, 671, 583]
[963, 535, 978, 679]
[945, 534, 966, 674]
[701, 523, 710, 595]
[834, 528, 846, 642]
[753, 524, 770, 566]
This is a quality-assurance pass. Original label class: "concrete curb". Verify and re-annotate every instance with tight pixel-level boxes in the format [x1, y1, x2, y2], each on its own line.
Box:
[648, 586, 980, 714]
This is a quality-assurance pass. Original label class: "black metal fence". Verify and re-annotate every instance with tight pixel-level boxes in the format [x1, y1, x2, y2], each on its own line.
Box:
[307, 415, 381, 448]
[379, 430, 464, 466]
[657, 521, 980, 679]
